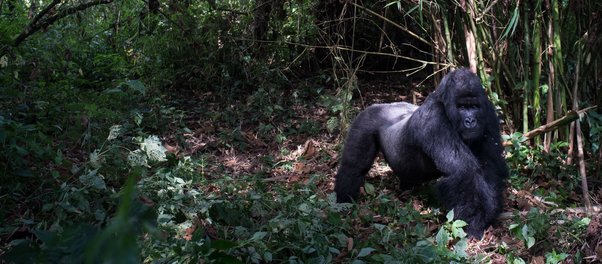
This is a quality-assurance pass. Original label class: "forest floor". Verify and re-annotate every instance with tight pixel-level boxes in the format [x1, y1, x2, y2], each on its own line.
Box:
[161, 77, 602, 263]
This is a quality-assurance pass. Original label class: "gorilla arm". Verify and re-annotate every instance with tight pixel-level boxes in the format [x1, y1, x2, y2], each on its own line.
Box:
[410, 102, 498, 238]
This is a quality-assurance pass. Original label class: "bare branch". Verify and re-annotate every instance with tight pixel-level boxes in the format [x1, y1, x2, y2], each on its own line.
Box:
[503, 106, 598, 146]
[13, 0, 114, 47]
[31, 0, 61, 26]
[499, 206, 602, 220]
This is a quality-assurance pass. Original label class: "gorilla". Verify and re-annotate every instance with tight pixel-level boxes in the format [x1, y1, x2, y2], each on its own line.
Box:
[334, 68, 508, 238]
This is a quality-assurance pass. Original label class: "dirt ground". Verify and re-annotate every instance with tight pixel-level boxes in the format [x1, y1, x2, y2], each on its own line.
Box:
[165, 77, 602, 262]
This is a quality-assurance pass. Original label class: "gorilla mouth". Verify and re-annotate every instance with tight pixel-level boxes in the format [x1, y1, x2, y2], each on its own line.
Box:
[461, 130, 483, 141]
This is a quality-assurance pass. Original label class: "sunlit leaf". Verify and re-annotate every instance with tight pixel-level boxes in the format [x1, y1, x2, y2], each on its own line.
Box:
[357, 247, 376, 257]
[435, 228, 449, 245]
[141, 135, 167, 162]
[453, 238, 468, 258]
[446, 209, 455, 222]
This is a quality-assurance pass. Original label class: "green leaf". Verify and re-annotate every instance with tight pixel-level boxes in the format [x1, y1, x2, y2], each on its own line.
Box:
[107, 125, 122, 141]
[364, 183, 375, 195]
[435, 228, 450, 245]
[133, 111, 143, 126]
[127, 149, 148, 167]
[500, 6, 520, 40]
[79, 169, 107, 190]
[263, 252, 272, 262]
[526, 236, 535, 249]
[140, 135, 167, 162]
[326, 117, 339, 134]
[545, 251, 569, 264]
[451, 219, 468, 238]
[453, 238, 468, 258]
[298, 203, 312, 214]
[357, 247, 376, 257]
[452, 219, 467, 228]
[125, 80, 146, 95]
[89, 149, 102, 169]
[446, 209, 455, 222]
[451, 220, 467, 238]
[511, 256, 527, 264]
[520, 224, 536, 248]
[251, 231, 267, 241]
[575, 217, 591, 228]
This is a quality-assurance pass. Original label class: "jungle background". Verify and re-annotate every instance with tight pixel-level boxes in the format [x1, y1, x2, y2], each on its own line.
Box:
[1, 0, 601, 263]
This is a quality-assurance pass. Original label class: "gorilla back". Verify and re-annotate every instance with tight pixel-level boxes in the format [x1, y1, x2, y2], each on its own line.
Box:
[334, 68, 508, 238]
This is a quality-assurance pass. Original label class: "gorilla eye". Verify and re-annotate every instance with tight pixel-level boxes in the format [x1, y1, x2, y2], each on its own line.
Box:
[459, 104, 477, 109]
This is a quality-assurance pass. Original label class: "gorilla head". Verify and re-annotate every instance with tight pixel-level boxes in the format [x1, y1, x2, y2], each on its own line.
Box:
[334, 68, 508, 239]
[437, 69, 491, 144]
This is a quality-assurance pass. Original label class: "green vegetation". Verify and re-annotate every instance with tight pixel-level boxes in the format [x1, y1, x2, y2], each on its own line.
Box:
[1, 0, 600, 263]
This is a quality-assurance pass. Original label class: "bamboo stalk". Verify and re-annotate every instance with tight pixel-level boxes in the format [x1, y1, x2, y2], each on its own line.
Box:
[544, 0, 555, 153]
[532, 0, 543, 145]
[430, 11, 442, 84]
[551, 0, 567, 141]
[442, 9, 454, 65]
[522, 4, 530, 135]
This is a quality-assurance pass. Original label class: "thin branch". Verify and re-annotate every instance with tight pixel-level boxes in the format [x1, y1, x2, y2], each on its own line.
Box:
[348, 2, 431, 46]
[31, 0, 61, 26]
[13, 0, 114, 47]
[478, 0, 500, 18]
[498, 206, 602, 219]
[502, 106, 598, 146]
[576, 120, 592, 212]
[230, 37, 448, 69]
[571, 55, 593, 213]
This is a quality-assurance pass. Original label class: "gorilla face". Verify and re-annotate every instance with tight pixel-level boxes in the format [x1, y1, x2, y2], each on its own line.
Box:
[455, 95, 484, 142]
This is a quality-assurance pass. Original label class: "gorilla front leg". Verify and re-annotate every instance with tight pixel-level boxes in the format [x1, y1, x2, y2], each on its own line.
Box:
[435, 171, 497, 239]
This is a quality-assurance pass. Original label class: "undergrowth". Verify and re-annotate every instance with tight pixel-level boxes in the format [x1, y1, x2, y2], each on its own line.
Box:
[1, 79, 594, 263]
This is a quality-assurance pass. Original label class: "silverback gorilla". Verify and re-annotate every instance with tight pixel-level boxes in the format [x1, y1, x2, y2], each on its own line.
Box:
[334, 68, 508, 238]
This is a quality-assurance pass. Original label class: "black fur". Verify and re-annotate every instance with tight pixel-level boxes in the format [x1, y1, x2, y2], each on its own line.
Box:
[334, 68, 508, 238]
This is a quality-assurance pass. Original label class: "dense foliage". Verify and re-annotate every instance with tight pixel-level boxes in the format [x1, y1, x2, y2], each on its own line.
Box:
[1, 0, 600, 263]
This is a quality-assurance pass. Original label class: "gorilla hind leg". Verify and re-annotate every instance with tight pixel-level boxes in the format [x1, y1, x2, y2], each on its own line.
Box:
[335, 128, 379, 203]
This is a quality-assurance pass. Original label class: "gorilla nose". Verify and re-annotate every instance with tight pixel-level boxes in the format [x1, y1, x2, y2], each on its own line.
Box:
[464, 117, 477, 128]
